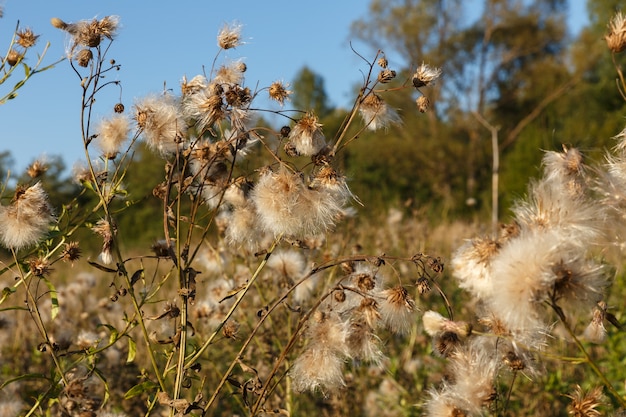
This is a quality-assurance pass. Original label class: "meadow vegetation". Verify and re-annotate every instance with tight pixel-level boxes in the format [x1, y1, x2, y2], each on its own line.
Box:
[2, 2, 626, 416]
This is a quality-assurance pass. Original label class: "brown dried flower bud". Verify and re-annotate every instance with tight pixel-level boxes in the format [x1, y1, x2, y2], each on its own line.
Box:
[113, 102, 125, 113]
[75, 49, 93, 67]
[334, 289, 346, 303]
[416, 96, 430, 113]
[377, 69, 396, 83]
[377, 56, 388, 68]
[61, 241, 82, 263]
[6, 49, 23, 66]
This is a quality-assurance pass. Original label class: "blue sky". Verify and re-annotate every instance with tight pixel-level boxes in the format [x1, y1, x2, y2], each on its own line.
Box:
[0, 0, 589, 176]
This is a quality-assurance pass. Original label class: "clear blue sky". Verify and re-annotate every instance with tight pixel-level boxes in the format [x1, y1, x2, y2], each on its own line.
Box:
[0, 0, 589, 176]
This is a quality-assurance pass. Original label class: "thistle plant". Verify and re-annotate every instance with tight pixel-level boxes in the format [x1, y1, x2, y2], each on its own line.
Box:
[2, 9, 626, 417]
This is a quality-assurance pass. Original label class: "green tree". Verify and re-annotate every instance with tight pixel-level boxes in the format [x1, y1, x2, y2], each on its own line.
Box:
[349, 0, 584, 222]
[290, 66, 333, 117]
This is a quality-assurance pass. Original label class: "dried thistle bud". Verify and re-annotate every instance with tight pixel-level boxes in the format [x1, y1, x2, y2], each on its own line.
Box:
[6, 49, 23, 66]
[566, 385, 604, 417]
[16, 27, 39, 49]
[279, 125, 291, 138]
[29, 257, 52, 277]
[377, 56, 388, 68]
[61, 241, 82, 263]
[75, 48, 93, 67]
[26, 160, 48, 178]
[269, 81, 292, 106]
[114, 102, 125, 113]
[222, 321, 239, 339]
[427, 256, 444, 273]
[416, 277, 431, 294]
[606, 11, 626, 53]
[377, 69, 396, 83]
[416, 96, 430, 113]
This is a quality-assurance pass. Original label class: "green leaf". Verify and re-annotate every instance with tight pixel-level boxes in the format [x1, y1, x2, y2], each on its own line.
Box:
[126, 336, 136, 363]
[124, 381, 159, 399]
[42, 277, 59, 321]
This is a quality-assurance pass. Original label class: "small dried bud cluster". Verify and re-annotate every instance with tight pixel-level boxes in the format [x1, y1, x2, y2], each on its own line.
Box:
[606, 11, 626, 53]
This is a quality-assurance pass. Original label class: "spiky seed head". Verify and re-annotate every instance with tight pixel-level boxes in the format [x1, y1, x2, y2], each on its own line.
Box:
[16, 27, 39, 48]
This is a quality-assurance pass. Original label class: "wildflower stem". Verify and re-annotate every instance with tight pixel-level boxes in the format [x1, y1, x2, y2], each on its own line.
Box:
[10, 249, 68, 388]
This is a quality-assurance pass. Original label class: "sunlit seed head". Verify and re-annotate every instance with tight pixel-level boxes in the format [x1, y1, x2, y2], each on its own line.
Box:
[606, 11, 626, 53]
[0, 182, 55, 250]
[377, 56, 388, 68]
[412, 63, 442, 88]
[217, 22, 243, 50]
[288, 113, 326, 156]
[214, 60, 246, 85]
[359, 93, 400, 131]
[380, 286, 416, 335]
[97, 114, 130, 157]
[26, 160, 48, 179]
